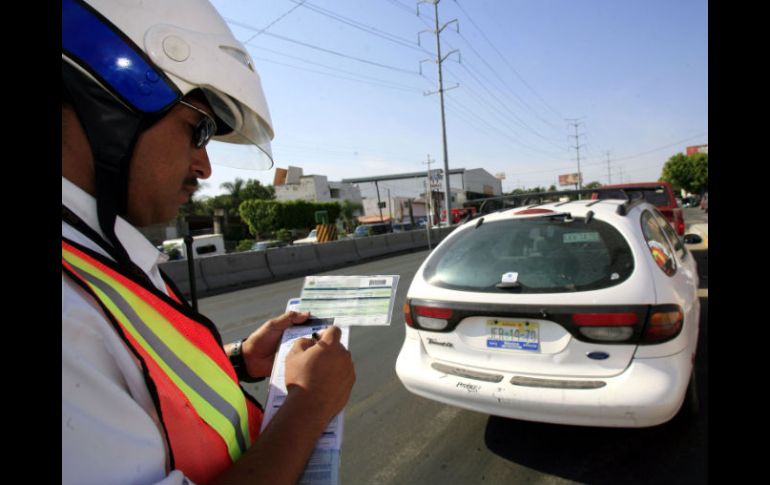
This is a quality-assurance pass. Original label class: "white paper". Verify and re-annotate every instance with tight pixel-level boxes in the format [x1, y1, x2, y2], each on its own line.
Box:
[260, 298, 349, 485]
[297, 275, 400, 326]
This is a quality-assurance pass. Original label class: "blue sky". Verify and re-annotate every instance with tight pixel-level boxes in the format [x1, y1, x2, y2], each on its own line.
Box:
[202, 0, 708, 199]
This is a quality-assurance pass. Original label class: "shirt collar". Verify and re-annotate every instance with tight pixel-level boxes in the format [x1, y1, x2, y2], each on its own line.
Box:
[62, 177, 169, 272]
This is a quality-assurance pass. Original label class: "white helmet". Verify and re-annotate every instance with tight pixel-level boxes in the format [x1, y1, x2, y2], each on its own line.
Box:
[62, 0, 274, 170]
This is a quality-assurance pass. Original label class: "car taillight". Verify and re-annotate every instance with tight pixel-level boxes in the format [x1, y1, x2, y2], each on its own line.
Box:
[404, 303, 413, 327]
[675, 212, 685, 236]
[414, 305, 453, 330]
[572, 312, 638, 342]
[643, 306, 683, 342]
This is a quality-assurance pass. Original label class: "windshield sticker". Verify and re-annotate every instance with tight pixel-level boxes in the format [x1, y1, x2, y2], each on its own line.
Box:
[563, 232, 600, 244]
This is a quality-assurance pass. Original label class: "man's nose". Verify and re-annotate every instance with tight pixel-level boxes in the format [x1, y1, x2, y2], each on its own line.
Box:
[191, 147, 212, 179]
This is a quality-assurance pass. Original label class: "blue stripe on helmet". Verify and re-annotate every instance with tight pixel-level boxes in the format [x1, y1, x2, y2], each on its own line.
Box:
[62, 0, 179, 113]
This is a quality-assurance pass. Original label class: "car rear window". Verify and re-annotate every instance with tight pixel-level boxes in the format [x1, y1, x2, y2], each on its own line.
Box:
[423, 216, 634, 293]
[597, 187, 671, 207]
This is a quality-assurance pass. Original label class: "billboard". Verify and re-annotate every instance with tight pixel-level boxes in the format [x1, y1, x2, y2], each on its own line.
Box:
[686, 144, 708, 155]
[559, 173, 582, 186]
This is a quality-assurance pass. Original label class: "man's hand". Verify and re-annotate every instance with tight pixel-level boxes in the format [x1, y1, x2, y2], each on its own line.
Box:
[284, 326, 356, 422]
[237, 311, 311, 378]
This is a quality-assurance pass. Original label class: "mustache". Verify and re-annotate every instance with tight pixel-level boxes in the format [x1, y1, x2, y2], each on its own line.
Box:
[183, 177, 200, 190]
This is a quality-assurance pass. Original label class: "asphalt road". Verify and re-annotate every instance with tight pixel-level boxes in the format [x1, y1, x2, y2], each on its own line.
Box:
[199, 237, 708, 485]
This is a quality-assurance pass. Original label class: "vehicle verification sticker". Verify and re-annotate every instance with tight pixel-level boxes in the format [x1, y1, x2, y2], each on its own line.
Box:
[486, 319, 540, 351]
[563, 232, 600, 244]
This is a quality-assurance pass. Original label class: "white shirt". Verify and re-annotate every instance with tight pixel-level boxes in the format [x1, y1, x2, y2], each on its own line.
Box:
[62, 177, 192, 485]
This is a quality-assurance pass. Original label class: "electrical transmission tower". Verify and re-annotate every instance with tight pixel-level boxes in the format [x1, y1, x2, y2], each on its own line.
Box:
[566, 118, 586, 194]
[418, 0, 459, 226]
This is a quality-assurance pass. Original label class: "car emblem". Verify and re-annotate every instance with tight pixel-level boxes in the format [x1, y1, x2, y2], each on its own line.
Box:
[587, 351, 610, 360]
[427, 338, 454, 348]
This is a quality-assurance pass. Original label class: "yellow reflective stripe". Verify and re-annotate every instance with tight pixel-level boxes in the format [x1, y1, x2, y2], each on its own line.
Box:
[63, 249, 251, 459]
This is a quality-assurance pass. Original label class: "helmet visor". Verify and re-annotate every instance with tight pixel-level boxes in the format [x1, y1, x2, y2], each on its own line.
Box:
[202, 88, 274, 171]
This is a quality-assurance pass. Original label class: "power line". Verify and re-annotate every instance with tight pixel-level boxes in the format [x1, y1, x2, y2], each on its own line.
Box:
[288, 0, 432, 55]
[611, 133, 708, 162]
[430, 29, 568, 152]
[453, 29, 564, 136]
[249, 45, 424, 93]
[385, 0, 420, 16]
[444, 86, 567, 160]
[241, 1, 307, 44]
[250, 55, 424, 94]
[225, 18, 419, 75]
[453, 0, 564, 121]
[449, 62, 568, 155]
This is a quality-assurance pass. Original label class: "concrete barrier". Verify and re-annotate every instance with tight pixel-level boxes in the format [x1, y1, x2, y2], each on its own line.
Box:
[353, 234, 391, 260]
[199, 251, 273, 293]
[410, 229, 429, 249]
[160, 258, 206, 297]
[266, 244, 322, 278]
[160, 227, 449, 297]
[387, 232, 416, 252]
[314, 239, 360, 269]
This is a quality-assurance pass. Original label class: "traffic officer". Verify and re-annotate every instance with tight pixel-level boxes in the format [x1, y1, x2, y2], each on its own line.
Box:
[61, 1, 355, 484]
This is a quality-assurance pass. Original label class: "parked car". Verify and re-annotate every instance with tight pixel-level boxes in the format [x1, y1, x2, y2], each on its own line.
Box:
[351, 223, 393, 238]
[162, 234, 226, 260]
[392, 222, 415, 232]
[249, 239, 288, 252]
[592, 182, 685, 236]
[395, 195, 701, 428]
[293, 229, 318, 245]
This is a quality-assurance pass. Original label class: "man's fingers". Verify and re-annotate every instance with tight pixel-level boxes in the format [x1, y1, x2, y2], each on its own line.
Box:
[319, 325, 342, 345]
[268, 311, 311, 331]
[291, 310, 311, 324]
[289, 337, 316, 354]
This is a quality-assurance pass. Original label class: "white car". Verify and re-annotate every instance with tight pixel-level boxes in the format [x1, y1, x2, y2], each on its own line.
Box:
[395, 196, 700, 428]
[293, 229, 318, 245]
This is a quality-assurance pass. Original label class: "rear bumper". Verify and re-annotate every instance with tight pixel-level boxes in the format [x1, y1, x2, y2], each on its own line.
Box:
[395, 332, 692, 428]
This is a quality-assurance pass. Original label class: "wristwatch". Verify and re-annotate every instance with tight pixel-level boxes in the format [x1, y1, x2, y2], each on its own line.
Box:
[228, 338, 263, 383]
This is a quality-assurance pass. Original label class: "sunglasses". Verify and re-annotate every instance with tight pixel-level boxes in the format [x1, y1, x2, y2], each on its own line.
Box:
[178, 100, 217, 149]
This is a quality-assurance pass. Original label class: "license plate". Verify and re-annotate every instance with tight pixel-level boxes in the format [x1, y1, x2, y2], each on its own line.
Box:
[486, 319, 540, 351]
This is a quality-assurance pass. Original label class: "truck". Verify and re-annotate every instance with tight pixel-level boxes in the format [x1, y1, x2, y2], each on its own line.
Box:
[161, 234, 226, 260]
[440, 207, 478, 225]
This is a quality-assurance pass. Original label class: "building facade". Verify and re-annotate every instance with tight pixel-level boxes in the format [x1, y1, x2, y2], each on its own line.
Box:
[343, 168, 502, 221]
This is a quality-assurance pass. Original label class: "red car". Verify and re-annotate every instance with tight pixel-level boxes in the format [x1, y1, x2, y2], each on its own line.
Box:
[592, 182, 685, 236]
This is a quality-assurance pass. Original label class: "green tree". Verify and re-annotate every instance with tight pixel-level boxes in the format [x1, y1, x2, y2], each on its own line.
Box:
[584, 181, 602, 189]
[241, 179, 275, 200]
[219, 178, 246, 217]
[239, 200, 341, 236]
[660, 152, 708, 194]
[339, 200, 363, 232]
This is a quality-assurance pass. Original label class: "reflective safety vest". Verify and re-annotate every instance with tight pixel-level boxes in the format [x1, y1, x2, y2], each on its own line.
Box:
[62, 238, 263, 484]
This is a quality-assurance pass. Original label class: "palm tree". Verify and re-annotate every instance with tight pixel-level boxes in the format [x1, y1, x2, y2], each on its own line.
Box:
[340, 200, 363, 233]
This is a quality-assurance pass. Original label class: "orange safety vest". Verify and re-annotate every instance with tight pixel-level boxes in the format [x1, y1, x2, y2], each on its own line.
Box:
[62, 237, 263, 484]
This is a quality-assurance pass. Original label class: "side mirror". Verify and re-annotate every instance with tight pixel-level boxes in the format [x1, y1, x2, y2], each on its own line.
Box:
[683, 234, 703, 245]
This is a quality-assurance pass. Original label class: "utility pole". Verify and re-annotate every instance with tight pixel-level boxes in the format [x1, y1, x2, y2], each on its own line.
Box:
[374, 180, 384, 223]
[566, 118, 586, 197]
[422, 154, 434, 249]
[419, 0, 459, 226]
[605, 151, 612, 184]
